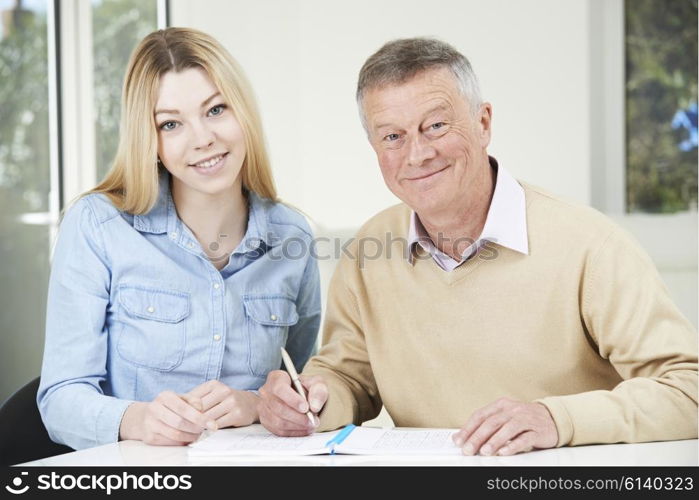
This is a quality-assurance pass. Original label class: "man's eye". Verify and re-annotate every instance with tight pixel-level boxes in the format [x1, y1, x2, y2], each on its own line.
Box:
[430, 122, 445, 130]
[208, 104, 227, 116]
[159, 121, 177, 131]
[384, 133, 400, 141]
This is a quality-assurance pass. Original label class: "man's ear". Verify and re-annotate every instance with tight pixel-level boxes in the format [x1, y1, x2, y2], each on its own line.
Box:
[478, 102, 493, 148]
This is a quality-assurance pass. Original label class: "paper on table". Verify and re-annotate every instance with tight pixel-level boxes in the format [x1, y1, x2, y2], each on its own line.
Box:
[337, 427, 462, 455]
[188, 424, 462, 457]
[188, 426, 341, 456]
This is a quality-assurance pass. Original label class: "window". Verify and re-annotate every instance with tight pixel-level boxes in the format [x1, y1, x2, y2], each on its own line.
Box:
[0, 0, 166, 402]
[93, 0, 158, 180]
[0, 0, 52, 402]
[625, 0, 698, 213]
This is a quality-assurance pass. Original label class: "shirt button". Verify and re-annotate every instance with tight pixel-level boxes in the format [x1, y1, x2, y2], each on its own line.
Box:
[147, 306, 155, 313]
[270, 314, 278, 321]
[187, 242, 195, 248]
[213, 283, 220, 289]
[170, 232, 177, 239]
[213, 334, 221, 341]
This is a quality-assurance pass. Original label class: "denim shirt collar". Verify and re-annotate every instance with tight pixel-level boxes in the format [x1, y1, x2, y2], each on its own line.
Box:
[133, 170, 278, 251]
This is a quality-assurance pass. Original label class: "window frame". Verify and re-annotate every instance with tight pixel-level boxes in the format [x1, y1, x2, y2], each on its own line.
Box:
[56, 0, 169, 211]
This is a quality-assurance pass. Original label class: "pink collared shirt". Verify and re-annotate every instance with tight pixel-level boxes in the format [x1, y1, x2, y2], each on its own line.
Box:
[407, 158, 529, 271]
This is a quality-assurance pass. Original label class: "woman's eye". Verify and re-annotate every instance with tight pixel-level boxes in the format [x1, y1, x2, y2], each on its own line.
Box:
[159, 121, 177, 131]
[208, 104, 227, 116]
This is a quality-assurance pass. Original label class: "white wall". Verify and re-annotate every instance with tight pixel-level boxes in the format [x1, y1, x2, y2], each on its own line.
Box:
[170, 0, 592, 229]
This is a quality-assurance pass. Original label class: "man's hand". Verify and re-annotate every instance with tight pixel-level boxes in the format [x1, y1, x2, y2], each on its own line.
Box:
[258, 370, 328, 436]
[119, 390, 209, 445]
[184, 380, 260, 430]
[452, 397, 558, 456]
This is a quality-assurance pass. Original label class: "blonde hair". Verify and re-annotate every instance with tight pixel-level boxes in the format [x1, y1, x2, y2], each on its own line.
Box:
[87, 27, 277, 214]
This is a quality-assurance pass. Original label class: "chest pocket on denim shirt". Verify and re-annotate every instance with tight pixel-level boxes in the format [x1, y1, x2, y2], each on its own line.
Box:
[116, 285, 190, 371]
[243, 294, 299, 377]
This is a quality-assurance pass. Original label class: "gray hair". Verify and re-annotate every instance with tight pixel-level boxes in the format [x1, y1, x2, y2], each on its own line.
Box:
[356, 37, 482, 129]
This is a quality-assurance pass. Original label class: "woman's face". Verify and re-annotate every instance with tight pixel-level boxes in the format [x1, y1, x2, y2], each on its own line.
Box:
[154, 67, 246, 199]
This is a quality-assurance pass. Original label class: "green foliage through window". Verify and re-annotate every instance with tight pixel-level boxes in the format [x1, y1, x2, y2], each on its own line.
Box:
[625, 0, 698, 213]
[93, 0, 157, 181]
[0, 0, 51, 402]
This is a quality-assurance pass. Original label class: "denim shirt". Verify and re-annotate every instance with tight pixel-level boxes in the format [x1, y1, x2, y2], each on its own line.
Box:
[38, 173, 321, 450]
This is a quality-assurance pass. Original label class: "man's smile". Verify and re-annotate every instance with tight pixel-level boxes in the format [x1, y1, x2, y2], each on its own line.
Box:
[406, 165, 450, 182]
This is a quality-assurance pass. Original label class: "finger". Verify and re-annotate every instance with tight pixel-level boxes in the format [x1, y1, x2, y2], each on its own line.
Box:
[272, 375, 311, 414]
[461, 412, 510, 456]
[203, 396, 242, 427]
[301, 376, 328, 413]
[453, 404, 503, 447]
[266, 393, 316, 429]
[208, 389, 262, 429]
[153, 420, 201, 444]
[200, 385, 232, 412]
[259, 370, 292, 401]
[213, 403, 251, 429]
[496, 431, 536, 456]
[259, 400, 314, 436]
[258, 371, 315, 433]
[158, 391, 209, 429]
[204, 401, 231, 422]
[479, 419, 525, 456]
[260, 370, 289, 392]
[214, 411, 239, 430]
[186, 379, 220, 399]
[259, 411, 312, 436]
[180, 394, 203, 412]
[155, 405, 206, 434]
[453, 398, 512, 446]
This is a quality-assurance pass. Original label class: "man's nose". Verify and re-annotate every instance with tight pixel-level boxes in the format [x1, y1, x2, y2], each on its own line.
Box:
[407, 133, 437, 168]
[191, 119, 215, 150]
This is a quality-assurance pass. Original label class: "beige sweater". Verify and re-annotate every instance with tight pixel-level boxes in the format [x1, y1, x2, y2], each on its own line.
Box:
[304, 183, 698, 446]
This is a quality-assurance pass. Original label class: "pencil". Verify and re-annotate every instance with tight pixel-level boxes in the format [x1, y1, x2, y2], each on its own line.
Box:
[280, 347, 316, 426]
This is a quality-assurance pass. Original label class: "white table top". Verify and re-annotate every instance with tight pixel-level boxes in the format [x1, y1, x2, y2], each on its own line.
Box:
[20, 425, 699, 467]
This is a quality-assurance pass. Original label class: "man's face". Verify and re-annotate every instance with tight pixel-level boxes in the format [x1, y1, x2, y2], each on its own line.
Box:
[362, 67, 492, 216]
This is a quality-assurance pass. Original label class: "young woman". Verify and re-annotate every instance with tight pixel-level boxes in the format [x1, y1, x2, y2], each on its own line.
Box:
[38, 28, 320, 450]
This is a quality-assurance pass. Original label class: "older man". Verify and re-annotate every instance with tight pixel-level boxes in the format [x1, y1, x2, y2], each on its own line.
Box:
[258, 38, 697, 456]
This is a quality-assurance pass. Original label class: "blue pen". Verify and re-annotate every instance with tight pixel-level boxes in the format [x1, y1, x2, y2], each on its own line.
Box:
[324, 424, 357, 454]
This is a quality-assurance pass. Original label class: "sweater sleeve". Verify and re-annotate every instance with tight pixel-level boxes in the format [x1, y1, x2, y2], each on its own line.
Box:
[302, 251, 382, 431]
[537, 228, 698, 446]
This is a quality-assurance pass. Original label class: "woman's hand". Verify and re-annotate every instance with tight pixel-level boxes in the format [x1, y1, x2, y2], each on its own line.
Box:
[184, 380, 260, 430]
[119, 390, 210, 445]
